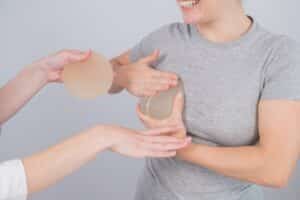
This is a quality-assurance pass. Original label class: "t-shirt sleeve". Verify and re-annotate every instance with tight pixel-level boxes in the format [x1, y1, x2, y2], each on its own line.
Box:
[129, 38, 147, 63]
[260, 37, 300, 100]
[129, 24, 172, 63]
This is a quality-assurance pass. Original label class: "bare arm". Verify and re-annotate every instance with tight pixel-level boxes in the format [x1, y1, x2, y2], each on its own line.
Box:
[23, 125, 190, 195]
[0, 50, 90, 125]
[23, 125, 110, 194]
[137, 95, 300, 188]
[0, 66, 48, 124]
[177, 100, 300, 188]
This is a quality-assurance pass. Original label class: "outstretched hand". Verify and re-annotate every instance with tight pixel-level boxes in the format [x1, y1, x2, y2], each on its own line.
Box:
[107, 125, 191, 158]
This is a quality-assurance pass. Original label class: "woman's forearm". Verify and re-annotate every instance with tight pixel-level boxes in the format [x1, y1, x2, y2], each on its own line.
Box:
[22, 126, 111, 195]
[0, 65, 48, 124]
[178, 143, 292, 188]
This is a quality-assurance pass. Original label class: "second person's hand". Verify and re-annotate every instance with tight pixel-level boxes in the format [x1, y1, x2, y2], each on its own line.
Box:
[98, 125, 191, 158]
[31, 49, 91, 83]
[137, 92, 187, 139]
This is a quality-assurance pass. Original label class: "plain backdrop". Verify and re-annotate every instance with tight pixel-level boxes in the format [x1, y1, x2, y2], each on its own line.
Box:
[0, 0, 299, 199]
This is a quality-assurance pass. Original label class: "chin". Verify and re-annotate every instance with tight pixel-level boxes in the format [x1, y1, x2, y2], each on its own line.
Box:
[182, 12, 209, 25]
[178, 0, 215, 25]
[182, 15, 201, 24]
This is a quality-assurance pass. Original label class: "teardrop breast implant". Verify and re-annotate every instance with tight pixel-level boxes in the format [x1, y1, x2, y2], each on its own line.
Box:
[140, 78, 184, 120]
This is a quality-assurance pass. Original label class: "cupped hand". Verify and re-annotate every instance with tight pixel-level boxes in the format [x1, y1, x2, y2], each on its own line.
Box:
[105, 125, 191, 158]
[32, 49, 91, 83]
[115, 50, 178, 97]
[137, 92, 187, 139]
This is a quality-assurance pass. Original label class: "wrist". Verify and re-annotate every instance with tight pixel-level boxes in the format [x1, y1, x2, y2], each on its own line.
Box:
[88, 125, 117, 150]
[25, 63, 49, 86]
[113, 65, 129, 89]
[177, 142, 197, 161]
[27, 62, 50, 84]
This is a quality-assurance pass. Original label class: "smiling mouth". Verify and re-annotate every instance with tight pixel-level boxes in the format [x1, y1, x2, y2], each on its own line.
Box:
[179, 0, 200, 8]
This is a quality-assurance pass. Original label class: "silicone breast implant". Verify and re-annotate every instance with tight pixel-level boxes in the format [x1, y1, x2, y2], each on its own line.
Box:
[140, 78, 184, 120]
[62, 52, 113, 100]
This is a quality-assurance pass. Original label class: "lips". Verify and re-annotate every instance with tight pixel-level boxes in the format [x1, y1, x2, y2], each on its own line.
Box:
[179, 0, 200, 8]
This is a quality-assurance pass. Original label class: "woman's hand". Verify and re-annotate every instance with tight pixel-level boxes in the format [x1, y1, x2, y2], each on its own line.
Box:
[136, 92, 187, 139]
[100, 125, 191, 158]
[114, 50, 178, 97]
[0, 49, 91, 124]
[31, 49, 91, 83]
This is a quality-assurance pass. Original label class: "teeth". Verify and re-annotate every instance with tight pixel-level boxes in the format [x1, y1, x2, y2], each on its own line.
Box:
[180, 0, 198, 8]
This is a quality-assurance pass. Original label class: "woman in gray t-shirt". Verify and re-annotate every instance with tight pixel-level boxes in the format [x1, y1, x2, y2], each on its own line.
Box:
[110, 0, 300, 199]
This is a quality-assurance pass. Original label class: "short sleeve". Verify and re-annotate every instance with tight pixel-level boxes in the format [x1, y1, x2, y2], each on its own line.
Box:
[0, 159, 28, 200]
[129, 38, 147, 63]
[129, 24, 172, 63]
[261, 37, 300, 100]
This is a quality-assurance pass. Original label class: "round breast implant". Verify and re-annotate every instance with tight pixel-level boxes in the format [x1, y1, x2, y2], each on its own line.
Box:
[140, 79, 184, 120]
[62, 52, 113, 100]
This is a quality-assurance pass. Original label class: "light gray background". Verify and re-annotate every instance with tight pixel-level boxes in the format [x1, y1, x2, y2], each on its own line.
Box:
[0, 0, 299, 199]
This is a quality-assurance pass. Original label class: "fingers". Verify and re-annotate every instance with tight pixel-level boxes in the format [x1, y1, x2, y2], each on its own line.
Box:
[141, 125, 184, 136]
[139, 49, 160, 64]
[144, 134, 191, 144]
[60, 49, 91, 64]
[141, 136, 191, 151]
[140, 70, 177, 95]
[172, 92, 185, 118]
[141, 89, 157, 97]
[152, 71, 178, 84]
[144, 151, 177, 158]
[53, 49, 91, 67]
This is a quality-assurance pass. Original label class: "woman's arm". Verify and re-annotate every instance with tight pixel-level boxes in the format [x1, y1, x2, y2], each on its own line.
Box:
[178, 100, 300, 188]
[0, 65, 48, 125]
[23, 125, 190, 195]
[109, 50, 178, 97]
[0, 50, 90, 125]
[137, 95, 300, 188]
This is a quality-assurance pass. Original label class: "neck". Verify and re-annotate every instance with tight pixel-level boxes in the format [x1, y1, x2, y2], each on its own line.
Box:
[196, 7, 252, 43]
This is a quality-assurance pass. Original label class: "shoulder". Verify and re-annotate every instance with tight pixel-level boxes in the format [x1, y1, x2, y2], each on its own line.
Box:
[255, 23, 299, 56]
[134, 22, 189, 56]
[262, 33, 300, 80]
[140, 22, 190, 45]
[254, 24, 300, 68]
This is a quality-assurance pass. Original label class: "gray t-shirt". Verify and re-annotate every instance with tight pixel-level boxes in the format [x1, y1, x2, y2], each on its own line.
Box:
[130, 19, 300, 200]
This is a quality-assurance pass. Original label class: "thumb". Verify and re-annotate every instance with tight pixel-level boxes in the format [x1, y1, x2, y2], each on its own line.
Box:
[139, 50, 160, 65]
[172, 91, 184, 118]
[66, 50, 91, 64]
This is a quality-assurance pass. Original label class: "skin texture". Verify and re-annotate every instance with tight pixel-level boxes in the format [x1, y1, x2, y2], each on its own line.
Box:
[137, 97, 300, 188]
[0, 50, 91, 125]
[23, 125, 190, 194]
[0, 50, 190, 196]
[109, 50, 178, 97]
[113, 0, 300, 189]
